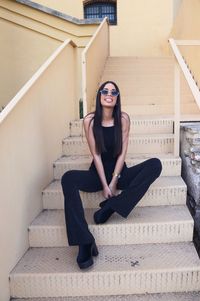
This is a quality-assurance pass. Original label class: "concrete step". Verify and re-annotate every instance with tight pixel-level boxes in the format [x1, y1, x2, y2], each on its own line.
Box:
[11, 291, 200, 301]
[53, 154, 181, 180]
[10, 242, 200, 298]
[101, 74, 185, 82]
[99, 87, 190, 100]
[103, 67, 174, 75]
[112, 95, 194, 105]
[106, 56, 173, 61]
[43, 176, 186, 210]
[102, 66, 188, 77]
[29, 205, 193, 247]
[62, 134, 174, 156]
[70, 116, 174, 136]
[101, 70, 182, 77]
[119, 103, 200, 115]
[105, 57, 174, 68]
[100, 79, 191, 95]
[103, 69, 174, 76]
[70, 115, 200, 136]
[103, 67, 175, 76]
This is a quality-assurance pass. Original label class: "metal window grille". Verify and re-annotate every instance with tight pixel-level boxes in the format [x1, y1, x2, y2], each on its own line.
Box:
[84, 2, 117, 25]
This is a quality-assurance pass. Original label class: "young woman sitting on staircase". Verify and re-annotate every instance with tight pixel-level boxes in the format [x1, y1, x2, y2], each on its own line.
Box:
[61, 81, 162, 270]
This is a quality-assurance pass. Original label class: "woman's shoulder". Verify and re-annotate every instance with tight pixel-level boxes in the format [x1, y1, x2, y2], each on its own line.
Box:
[121, 111, 130, 124]
[83, 112, 94, 122]
[83, 112, 94, 130]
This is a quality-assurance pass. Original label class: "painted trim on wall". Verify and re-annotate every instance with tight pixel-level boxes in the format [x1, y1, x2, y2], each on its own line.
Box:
[16, 0, 102, 24]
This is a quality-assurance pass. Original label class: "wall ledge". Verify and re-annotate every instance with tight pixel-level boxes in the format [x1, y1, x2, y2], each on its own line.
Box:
[16, 0, 102, 25]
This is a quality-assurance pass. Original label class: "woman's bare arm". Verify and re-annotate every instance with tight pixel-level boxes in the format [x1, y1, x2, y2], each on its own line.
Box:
[83, 114, 112, 198]
[109, 112, 130, 194]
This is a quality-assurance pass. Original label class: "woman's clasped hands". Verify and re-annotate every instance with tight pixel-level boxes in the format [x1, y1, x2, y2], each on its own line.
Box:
[102, 182, 118, 199]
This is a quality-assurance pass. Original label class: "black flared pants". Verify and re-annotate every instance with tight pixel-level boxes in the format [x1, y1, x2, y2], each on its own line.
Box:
[61, 158, 162, 245]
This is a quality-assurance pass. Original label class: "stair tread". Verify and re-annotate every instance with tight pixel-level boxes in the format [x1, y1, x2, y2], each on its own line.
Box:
[11, 291, 200, 301]
[54, 153, 180, 164]
[43, 176, 186, 210]
[62, 136, 174, 156]
[63, 134, 174, 141]
[44, 176, 186, 193]
[70, 117, 174, 136]
[72, 115, 174, 122]
[107, 56, 173, 60]
[30, 205, 192, 228]
[10, 242, 200, 275]
[70, 117, 174, 129]
[107, 56, 173, 59]
[120, 106, 199, 113]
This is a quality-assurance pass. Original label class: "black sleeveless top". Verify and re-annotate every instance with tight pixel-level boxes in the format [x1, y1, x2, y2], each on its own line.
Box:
[89, 125, 126, 179]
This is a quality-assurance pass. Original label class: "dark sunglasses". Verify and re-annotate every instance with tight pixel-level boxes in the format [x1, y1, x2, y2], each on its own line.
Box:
[100, 89, 119, 97]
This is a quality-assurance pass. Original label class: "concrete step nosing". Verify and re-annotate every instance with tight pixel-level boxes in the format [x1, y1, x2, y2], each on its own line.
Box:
[62, 136, 175, 156]
[29, 221, 193, 247]
[10, 241, 200, 297]
[70, 120, 174, 136]
[28, 205, 193, 247]
[43, 178, 187, 209]
[53, 156, 182, 179]
[10, 269, 200, 298]
[10, 291, 200, 301]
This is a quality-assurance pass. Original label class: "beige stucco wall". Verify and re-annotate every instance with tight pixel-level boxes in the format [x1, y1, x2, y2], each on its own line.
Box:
[0, 0, 183, 110]
[34, 0, 182, 24]
[173, 0, 183, 19]
[110, 0, 174, 56]
[33, 0, 83, 18]
[171, 0, 200, 91]
[0, 41, 76, 301]
[34, 0, 178, 57]
[0, 18, 60, 109]
[0, 0, 99, 110]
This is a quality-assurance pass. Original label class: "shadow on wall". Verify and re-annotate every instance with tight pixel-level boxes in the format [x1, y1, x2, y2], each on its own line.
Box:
[174, 0, 183, 19]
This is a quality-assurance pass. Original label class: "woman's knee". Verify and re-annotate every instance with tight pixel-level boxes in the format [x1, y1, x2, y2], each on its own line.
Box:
[61, 170, 77, 188]
[152, 158, 162, 176]
[146, 158, 162, 177]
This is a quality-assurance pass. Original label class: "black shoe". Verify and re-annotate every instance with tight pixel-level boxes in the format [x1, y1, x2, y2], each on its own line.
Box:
[77, 242, 99, 269]
[94, 206, 114, 224]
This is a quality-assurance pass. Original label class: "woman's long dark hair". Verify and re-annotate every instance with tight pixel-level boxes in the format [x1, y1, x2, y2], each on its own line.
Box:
[89, 81, 122, 157]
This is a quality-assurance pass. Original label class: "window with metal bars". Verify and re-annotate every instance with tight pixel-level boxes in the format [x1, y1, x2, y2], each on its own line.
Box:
[84, 2, 117, 25]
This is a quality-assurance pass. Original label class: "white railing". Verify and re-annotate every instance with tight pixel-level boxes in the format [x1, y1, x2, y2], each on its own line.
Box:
[82, 17, 109, 116]
[169, 38, 200, 156]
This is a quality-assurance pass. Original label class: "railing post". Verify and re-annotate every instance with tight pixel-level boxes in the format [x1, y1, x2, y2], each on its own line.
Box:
[174, 62, 180, 157]
[81, 54, 87, 117]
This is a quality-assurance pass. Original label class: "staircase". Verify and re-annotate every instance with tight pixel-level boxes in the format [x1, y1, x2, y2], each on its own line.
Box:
[10, 57, 200, 300]
[101, 57, 200, 117]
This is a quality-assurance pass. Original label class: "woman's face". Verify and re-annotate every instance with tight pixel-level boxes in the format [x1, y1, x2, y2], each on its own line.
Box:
[100, 83, 118, 108]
